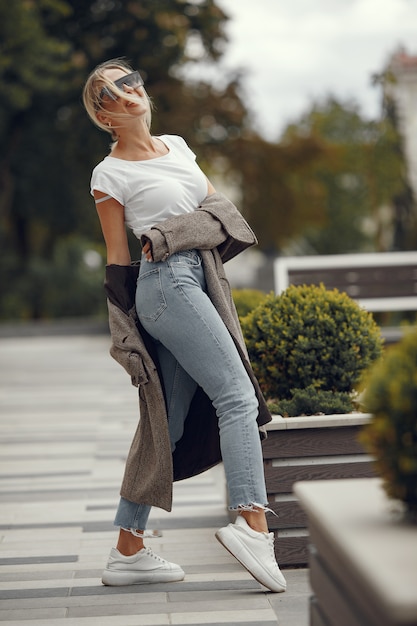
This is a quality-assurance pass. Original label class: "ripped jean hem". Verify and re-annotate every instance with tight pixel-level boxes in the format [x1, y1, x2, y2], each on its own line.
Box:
[228, 502, 278, 517]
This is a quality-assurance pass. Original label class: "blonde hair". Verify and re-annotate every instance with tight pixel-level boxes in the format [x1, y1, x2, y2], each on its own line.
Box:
[82, 58, 152, 140]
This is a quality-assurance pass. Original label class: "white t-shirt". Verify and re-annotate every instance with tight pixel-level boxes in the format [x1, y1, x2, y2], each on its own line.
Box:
[90, 135, 208, 238]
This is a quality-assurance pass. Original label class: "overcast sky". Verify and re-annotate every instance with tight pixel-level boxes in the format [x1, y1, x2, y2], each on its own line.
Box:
[212, 0, 417, 140]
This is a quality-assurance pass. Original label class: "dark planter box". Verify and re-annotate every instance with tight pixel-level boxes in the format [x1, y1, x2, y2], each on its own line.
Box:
[263, 414, 375, 567]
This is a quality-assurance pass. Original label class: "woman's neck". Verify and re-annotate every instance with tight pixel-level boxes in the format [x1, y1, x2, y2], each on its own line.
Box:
[110, 133, 168, 161]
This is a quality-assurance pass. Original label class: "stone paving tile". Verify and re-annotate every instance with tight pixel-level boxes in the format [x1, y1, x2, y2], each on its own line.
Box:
[0, 616, 170, 626]
[0, 590, 168, 609]
[171, 614, 278, 626]
[66, 595, 275, 618]
[0, 556, 78, 565]
[0, 608, 68, 621]
[0, 335, 311, 625]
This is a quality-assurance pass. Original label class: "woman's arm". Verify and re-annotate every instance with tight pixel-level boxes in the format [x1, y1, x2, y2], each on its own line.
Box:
[93, 191, 131, 265]
[141, 192, 256, 263]
[206, 177, 216, 196]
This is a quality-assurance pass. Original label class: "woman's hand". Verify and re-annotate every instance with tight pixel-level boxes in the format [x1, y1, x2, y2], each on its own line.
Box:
[142, 240, 153, 262]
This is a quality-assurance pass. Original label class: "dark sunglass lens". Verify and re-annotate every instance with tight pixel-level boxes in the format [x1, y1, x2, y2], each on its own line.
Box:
[99, 71, 143, 102]
[115, 71, 143, 90]
[99, 86, 116, 101]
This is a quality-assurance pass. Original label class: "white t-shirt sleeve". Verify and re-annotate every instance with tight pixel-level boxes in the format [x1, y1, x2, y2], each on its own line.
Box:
[165, 135, 197, 162]
[90, 162, 126, 206]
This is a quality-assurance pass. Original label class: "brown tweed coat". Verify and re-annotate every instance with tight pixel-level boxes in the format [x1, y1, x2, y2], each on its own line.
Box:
[104, 192, 271, 511]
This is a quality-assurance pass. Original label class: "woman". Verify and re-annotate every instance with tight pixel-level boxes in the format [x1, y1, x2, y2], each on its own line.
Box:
[82, 58, 286, 593]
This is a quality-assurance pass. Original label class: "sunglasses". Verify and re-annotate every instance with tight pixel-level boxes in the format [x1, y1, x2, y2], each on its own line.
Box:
[99, 71, 144, 101]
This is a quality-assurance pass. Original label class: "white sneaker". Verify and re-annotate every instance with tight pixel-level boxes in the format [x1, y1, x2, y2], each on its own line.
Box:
[215, 515, 287, 592]
[102, 547, 185, 586]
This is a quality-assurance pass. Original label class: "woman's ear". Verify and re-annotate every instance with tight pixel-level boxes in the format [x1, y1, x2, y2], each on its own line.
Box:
[96, 111, 110, 126]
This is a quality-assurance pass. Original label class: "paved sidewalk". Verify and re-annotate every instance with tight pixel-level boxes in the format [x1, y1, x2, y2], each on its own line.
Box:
[0, 334, 310, 625]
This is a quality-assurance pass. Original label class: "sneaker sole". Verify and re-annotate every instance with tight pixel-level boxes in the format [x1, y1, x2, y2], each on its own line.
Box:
[215, 527, 286, 593]
[102, 568, 185, 586]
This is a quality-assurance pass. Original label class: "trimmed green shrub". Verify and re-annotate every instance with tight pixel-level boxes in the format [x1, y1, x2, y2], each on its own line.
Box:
[241, 283, 383, 411]
[360, 329, 417, 521]
[268, 385, 355, 417]
[232, 289, 267, 320]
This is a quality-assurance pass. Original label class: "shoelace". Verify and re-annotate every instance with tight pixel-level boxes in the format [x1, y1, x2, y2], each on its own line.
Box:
[144, 547, 167, 563]
[266, 534, 279, 567]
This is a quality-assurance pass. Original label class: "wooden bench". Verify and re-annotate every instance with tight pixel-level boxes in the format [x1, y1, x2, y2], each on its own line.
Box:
[274, 250, 417, 312]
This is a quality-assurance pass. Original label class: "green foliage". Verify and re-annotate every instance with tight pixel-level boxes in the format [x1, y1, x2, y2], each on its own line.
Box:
[278, 97, 412, 254]
[0, 0, 70, 116]
[360, 330, 417, 521]
[0, 0, 247, 320]
[0, 236, 106, 320]
[268, 385, 355, 417]
[235, 134, 328, 251]
[232, 288, 266, 320]
[0, 2, 412, 320]
[241, 283, 383, 403]
[232, 95, 412, 254]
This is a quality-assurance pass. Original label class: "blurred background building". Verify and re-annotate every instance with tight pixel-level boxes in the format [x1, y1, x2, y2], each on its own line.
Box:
[386, 49, 417, 199]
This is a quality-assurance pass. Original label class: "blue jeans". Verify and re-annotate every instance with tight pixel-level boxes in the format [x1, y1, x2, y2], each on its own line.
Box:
[114, 250, 268, 530]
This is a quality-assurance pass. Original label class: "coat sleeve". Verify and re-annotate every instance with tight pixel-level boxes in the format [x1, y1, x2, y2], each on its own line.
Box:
[107, 300, 149, 387]
[104, 263, 151, 387]
[141, 192, 257, 263]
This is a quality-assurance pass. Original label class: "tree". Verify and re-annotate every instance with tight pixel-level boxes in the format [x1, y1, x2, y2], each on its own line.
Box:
[372, 68, 416, 251]
[0, 0, 71, 257]
[277, 97, 408, 254]
[232, 132, 327, 252]
[2, 3, 408, 320]
[0, 0, 250, 319]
